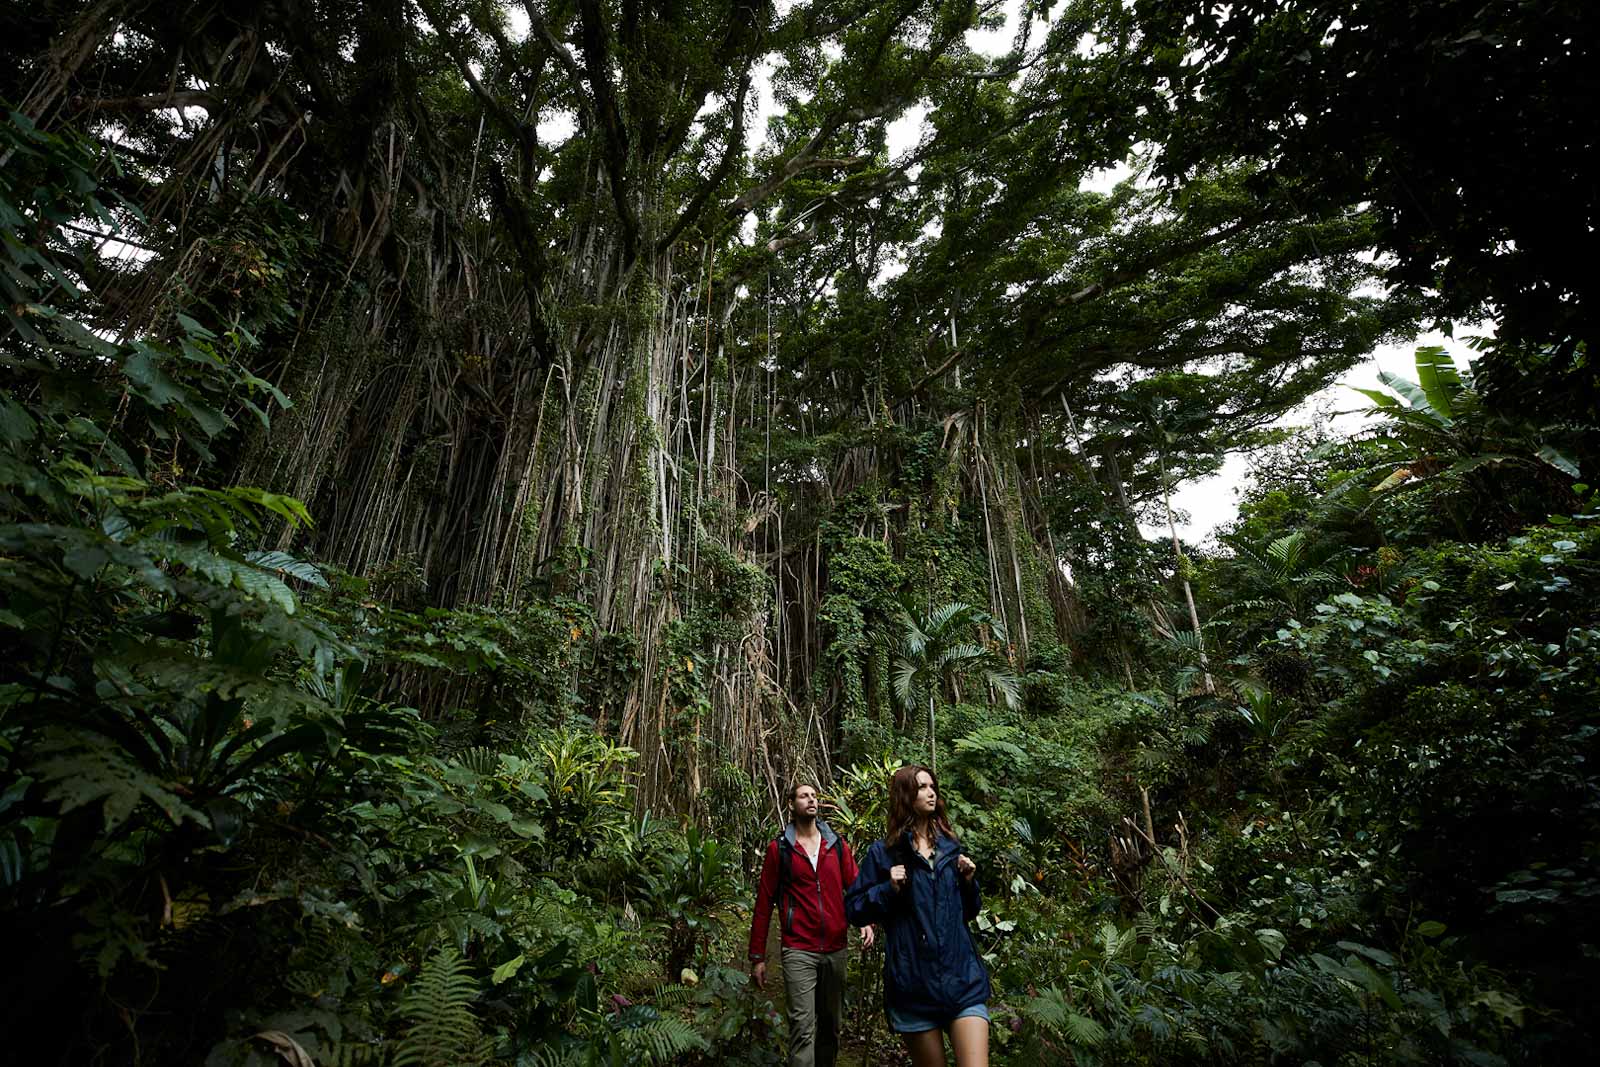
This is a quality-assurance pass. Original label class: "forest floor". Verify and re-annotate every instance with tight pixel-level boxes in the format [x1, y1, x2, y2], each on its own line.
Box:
[753, 913, 910, 1066]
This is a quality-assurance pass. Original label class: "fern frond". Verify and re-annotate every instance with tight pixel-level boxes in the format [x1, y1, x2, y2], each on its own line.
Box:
[34, 732, 206, 831]
[623, 1016, 707, 1064]
[392, 946, 487, 1067]
[1063, 1012, 1108, 1047]
[644, 983, 696, 1010]
[519, 1045, 586, 1067]
[319, 1041, 386, 1067]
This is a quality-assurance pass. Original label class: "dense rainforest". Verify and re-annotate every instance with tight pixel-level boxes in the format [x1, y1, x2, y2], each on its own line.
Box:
[1, 1, 1596, 1064]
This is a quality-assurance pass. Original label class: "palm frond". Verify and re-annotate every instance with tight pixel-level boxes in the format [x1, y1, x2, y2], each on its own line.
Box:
[891, 659, 922, 710]
[985, 669, 1022, 709]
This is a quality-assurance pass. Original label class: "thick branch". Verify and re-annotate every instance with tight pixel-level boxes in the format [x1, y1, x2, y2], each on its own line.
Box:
[72, 90, 219, 112]
[656, 72, 753, 255]
[416, 0, 534, 160]
[576, 0, 639, 263]
[1050, 212, 1268, 310]
[726, 102, 906, 219]
[522, 2, 594, 124]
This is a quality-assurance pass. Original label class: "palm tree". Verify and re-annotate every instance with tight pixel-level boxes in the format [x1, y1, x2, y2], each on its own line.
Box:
[1221, 530, 1345, 618]
[892, 600, 1022, 772]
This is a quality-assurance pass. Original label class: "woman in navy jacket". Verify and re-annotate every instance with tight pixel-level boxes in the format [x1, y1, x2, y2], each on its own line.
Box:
[846, 764, 991, 1066]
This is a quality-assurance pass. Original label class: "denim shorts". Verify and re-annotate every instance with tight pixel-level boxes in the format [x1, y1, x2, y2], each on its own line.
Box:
[887, 1001, 990, 1034]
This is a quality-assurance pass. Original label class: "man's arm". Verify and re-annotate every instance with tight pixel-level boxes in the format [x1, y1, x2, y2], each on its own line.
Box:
[748, 839, 779, 962]
[840, 839, 860, 887]
[838, 842, 876, 949]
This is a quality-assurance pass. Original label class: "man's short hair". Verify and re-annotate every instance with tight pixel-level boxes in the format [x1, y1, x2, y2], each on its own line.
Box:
[788, 780, 818, 802]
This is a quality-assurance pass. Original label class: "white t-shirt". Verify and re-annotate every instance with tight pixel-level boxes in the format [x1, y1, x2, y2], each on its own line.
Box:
[798, 835, 821, 869]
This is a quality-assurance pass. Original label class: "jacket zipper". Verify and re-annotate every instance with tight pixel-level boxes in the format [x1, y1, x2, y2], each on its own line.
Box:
[817, 843, 825, 923]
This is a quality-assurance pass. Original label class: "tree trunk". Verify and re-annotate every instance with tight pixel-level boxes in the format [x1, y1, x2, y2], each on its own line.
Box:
[1160, 451, 1214, 693]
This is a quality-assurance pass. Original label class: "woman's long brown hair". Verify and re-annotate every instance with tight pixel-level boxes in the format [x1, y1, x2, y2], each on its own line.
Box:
[884, 764, 956, 847]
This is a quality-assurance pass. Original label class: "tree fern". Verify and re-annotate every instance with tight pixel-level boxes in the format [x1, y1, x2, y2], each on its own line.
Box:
[519, 1045, 587, 1067]
[953, 723, 1029, 764]
[392, 947, 488, 1067]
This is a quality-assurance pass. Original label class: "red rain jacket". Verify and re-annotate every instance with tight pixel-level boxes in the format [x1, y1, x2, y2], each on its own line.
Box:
[748, 820, 859, 960]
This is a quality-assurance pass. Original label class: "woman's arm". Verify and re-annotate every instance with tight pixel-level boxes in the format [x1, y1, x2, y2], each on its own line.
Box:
[845, 842, 901, 926]
[956, 850, 981, 922]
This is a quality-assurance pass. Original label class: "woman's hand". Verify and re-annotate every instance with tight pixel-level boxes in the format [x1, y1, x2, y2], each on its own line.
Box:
[957, 854, 977, 881]
[889, 864, 908, 891]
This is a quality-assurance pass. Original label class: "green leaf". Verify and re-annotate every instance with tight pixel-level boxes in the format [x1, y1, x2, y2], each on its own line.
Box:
[1347, 385, 1401, 409]
[1337, 940, 1398, 967]
[1376, 370, 1443, 422]
[1413, 345, 1462, 420]
[1443, 453, 1518, 478]
[36, 735, 207, 832]
[246, 550, 330, 589]
[490, 954, 525, 985]
[1536, 445, 1580, 478]
[175, 312, 217, 340]
[0, 393, 37, 443]
[123, 348, 184, 410]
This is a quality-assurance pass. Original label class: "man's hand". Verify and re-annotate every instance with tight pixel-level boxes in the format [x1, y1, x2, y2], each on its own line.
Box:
[957, 854, 977, 882]
[861, 924, 876, 950]
[889, 864, 908, 891]
[753, 960, 767, 990]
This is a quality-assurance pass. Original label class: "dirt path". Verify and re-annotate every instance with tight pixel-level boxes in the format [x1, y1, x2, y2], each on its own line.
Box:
[750, 913, 909, 1066]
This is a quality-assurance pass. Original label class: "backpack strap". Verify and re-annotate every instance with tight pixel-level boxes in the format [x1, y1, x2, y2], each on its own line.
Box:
[772, 835, 794, 935]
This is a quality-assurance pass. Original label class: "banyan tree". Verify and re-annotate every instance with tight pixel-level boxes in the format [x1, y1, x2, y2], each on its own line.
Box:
[5, 0, 1413, 811]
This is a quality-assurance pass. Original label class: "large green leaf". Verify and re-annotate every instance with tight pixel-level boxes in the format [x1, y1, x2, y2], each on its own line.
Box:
[1346, 385, 1401, 409]
[246, 549, 330, 589]
[35, 734, 207, 832]
[1412, 345, 1463, 420]
[1376, 370, 1446, 424]
[1536, 445, 1580, 478]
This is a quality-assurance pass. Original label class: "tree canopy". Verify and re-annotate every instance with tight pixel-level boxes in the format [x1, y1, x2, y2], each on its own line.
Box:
[2, 2, 1597, 1064]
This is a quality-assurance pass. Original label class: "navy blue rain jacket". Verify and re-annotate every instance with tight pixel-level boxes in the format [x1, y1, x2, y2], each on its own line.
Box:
[845, 831, 991, 1019]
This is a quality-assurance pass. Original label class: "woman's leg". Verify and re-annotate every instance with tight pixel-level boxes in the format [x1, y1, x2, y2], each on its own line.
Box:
[900, 1029, 947, 1067]
[948, 1016, 989, 1067]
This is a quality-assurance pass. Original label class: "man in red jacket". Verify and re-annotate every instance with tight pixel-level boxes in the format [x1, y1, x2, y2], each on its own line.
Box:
[749, 781, 875, 1067]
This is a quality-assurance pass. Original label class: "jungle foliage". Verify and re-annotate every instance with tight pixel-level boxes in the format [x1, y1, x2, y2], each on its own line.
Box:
[2, 1, 1596, 1064]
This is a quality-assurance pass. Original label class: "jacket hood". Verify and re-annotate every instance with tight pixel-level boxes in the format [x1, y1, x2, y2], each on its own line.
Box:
[785, 819, 839, 849]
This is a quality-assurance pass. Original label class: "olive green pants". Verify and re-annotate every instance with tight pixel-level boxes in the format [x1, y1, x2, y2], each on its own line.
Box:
[780, 947, 848, 1067]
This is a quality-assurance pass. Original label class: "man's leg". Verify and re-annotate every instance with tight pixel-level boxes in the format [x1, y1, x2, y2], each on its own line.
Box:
[780, 948, 822, 1067]
[814, 948, 848, 1067]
